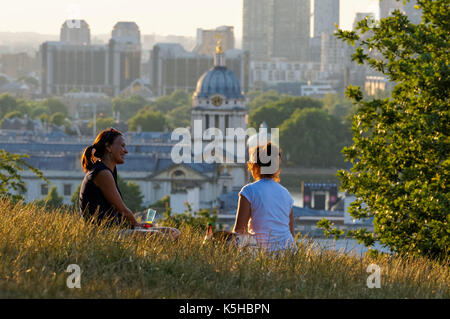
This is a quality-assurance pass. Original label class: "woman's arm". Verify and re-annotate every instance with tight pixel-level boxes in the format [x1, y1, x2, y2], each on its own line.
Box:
[232, 194, 251, 234]
[289, 207, 295, 238]
[93, 170, 140, 226]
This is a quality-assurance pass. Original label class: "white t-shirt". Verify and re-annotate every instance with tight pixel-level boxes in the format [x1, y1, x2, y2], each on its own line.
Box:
[239, 178, 297, 252]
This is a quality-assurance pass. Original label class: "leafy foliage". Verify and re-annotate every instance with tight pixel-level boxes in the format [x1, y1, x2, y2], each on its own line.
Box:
[112, 95, 149, 122]
[128, 108, 166, 132]
[280, 108, 352, 167]
[33, 186, 64, 210]
[319, 0, 449, 259]
[0, 150, 46, 203]
[249, 96, 323, 129]
[117, 175, 144, 212]
[159, 202, 218, 231]
[88, 116, 116, 131]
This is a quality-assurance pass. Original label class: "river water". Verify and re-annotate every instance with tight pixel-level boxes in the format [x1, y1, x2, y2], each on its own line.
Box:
[289, 190, 390, 256]
[302, 238, 391, 256]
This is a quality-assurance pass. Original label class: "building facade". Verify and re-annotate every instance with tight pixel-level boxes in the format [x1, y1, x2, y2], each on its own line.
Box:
[313, 0, 340, 38]
[380, 0, 421, 24]
[243, 0, 310, 61]
[194, 26, 235, 56]
[150, 43, 249, 96]
[40, 21, 141, 97]
[60, 19, 91, 45]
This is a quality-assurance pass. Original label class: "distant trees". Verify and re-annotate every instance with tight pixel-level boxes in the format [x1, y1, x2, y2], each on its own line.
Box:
[117, 175, 144, 212]
[128, 109, 166, 132]
[249, 96, 323, 129]
[0, 94, 70, 126]
[49, 112, 65, 126]
[280, 108, 351, 167]
[34, 186, 64, 209]
[88, 116, 116, 131]
[248, 93, 353, 168]
[112, 95, 148, 122]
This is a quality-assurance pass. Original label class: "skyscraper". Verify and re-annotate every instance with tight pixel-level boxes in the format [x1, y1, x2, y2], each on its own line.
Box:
[243, 0, 310, 61]
[403, 1, 422, 24]
[40, 21, 141, 97]
[271, 0, 310, 61]
[379, 0, 422, 24]
[194, 26, 235, 56]
[109, 22, 142, 96]
[379, 0, 404, 19]
[150, 43, 249, 97]
[313, 0, 340, 38]
[60, 20, 91, 45]
[243, 0, 272, 60]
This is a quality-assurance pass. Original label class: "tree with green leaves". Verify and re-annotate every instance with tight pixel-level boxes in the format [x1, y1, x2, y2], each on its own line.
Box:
[166, 104, 191, 129]
[112, 95, 149, 122]
[249, 96, 323, 129]
[248, 90, 279, 112]
[71, 183, 82, 211]
[319, 0, 449, 259]
[34, 186, 64, 209]
[42, 98, 69, 117]
[152, 90, 191, 114]
[0, 150, 46, 204]
[88, 116, 116, 132]
[280, 108, 351, 167]
[49, 112, 65, 126]
[0, 93, 17, 119]
[117, 175, 144, 212]
[128, 108, 166, 132]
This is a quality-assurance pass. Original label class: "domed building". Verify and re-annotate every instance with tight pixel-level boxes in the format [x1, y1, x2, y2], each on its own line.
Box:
[191, 39, 247, 138]
[190, 38, 249, 196]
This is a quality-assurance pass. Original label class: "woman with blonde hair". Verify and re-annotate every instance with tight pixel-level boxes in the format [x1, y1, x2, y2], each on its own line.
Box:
[232, 142, 296, 252]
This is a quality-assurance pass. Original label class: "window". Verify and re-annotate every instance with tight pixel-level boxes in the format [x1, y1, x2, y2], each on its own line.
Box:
[64, 184, 72, 196]
[41, 184, 49, 196]
[172, 170, 185, 178]
[205, 114, 210, 129]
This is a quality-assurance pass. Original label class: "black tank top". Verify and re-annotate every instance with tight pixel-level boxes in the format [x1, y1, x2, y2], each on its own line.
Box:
[79, 161, 128, 227]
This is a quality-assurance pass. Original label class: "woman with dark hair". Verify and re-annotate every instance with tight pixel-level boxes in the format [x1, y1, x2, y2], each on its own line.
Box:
[232, 142, 297, 252]
[79, 128, 144, 228]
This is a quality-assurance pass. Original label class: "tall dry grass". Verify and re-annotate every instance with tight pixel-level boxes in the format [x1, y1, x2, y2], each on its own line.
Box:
[0, 198, 448, 298]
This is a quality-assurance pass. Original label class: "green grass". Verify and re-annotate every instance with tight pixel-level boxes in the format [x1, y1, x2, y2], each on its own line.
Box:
[0, 198, 448, 298]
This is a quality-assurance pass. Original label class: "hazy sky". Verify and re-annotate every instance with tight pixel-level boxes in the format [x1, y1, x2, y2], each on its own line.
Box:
[0, 0, 380, 37]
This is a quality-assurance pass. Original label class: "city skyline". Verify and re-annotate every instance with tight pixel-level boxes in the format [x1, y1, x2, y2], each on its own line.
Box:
[0, 0, 380, 39]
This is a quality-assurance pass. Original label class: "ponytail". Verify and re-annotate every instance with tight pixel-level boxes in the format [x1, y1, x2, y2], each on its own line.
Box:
[80, 128, 123, 173]
[81, 145, 96, 172]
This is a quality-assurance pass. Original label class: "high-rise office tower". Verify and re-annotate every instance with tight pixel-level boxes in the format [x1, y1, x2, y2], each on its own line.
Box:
[40, 21, 141, 97]
[243, 0, 272, 60]
[109, 22, 141, 96]
[271, 0, 310, 60]
[60, 20, 91, 45]
[150, 43, 249, 97]
[243, 0, 310, 61]
[379, 0, 403, 19]
[194, 26, 235, 56]
[403, 1, 422, 24]
[313, 0, 340, 38]
[379, 0, 421, 24]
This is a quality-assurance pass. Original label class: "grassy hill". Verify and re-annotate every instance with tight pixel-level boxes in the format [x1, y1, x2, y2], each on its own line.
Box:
[0, 198, 448, 298]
